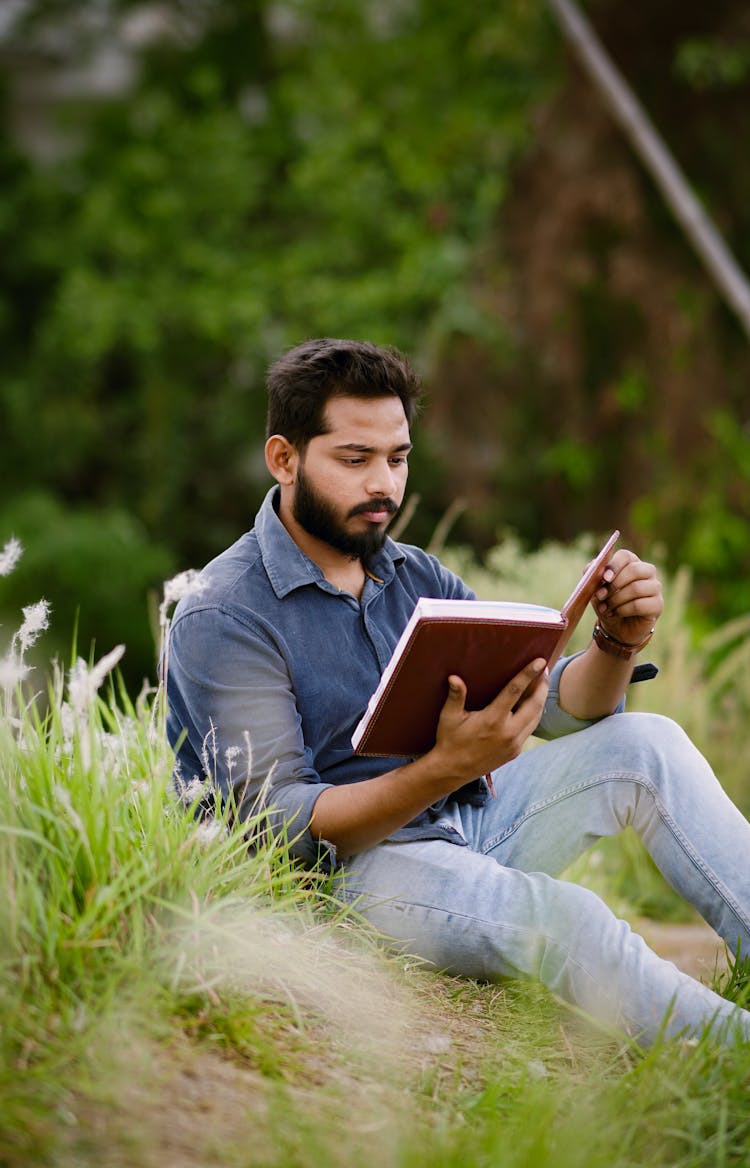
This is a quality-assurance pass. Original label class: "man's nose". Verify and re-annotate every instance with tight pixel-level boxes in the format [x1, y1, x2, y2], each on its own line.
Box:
[365, 459, 398, 496]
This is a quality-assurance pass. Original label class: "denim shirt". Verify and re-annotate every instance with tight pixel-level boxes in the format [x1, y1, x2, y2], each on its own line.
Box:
[165, 486, 610, 867]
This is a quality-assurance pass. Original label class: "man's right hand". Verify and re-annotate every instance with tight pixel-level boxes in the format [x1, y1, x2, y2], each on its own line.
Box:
[432, 658, 549, 785]
[311, 657, 549, 858]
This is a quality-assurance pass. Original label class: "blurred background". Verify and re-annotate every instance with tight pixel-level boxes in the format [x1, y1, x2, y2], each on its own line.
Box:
[1, 0, 750, 691]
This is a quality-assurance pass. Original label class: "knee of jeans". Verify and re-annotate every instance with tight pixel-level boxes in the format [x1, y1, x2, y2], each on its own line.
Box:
[607, 711, 698, 785]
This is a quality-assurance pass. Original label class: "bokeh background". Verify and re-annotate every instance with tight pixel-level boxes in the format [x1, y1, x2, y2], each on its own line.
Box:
[2, 0, 750, 691]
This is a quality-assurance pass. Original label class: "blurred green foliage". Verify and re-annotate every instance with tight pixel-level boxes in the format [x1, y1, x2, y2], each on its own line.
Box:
[0, 0, 555, 684]
[0, 492, 173, 690]
[1, 0, 750, 686]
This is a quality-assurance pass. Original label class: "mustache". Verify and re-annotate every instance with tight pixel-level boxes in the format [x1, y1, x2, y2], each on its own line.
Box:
[348, 498, 399, 518]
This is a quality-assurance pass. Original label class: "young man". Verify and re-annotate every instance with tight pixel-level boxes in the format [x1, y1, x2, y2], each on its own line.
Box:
[166, 337, 750, 1046]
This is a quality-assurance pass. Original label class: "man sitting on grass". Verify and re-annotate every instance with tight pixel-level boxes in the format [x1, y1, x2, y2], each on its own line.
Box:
[165, 337, 750, 1046]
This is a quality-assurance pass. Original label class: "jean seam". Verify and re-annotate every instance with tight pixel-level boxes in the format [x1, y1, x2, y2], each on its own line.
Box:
[646, 783, 750, 938]
[340, 889, 612, 991]
[479, 772, 639, 852]
[480, 772, 750, 937]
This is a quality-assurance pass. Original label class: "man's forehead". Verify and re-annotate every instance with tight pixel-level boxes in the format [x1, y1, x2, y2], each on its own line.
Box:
[319, 394, 410, 439]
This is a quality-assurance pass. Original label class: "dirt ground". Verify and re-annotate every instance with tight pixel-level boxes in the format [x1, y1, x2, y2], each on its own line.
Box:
[634, 917, 728, 982]
[37, 915, 732, 1168]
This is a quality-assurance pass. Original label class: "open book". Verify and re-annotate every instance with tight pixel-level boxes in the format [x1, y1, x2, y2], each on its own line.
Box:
[352, 530, 619, 757]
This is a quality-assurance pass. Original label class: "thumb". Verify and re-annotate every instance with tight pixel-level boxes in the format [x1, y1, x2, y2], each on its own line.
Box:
[446, 674, 467, 705]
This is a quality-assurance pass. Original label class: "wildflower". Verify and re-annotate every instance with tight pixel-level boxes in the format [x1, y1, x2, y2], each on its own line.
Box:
[200, 720, 218, 780]
[158, 569, 206, 626]
[0, 654, 29, 690]
[64, 646, 126, 772]
[194, 817, 225, 845]
[0, 537, 22, 576]
[68, 644, 126, 715]
[157, 569, 206, 699]
[58, 701, 76, 748]
[225, 745, 242, 776]
[14, 599, 51, 656]
[176, 775, 208, 807]
[2, 596, 49, 726]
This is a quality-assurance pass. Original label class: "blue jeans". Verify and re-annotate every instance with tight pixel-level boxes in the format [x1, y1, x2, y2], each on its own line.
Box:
[334, 713, 750, 1045]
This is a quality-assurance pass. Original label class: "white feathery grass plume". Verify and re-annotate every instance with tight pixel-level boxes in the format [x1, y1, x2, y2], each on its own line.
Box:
[158, 568, 206, 627]
[3, 596, 49, 725]
[13, 599, 51, 656]
[66, 645, 126, 771]
[193, 817, 225, 845]
[225, 745, 241, 773]
[156, 569, 206, 723]
[0, 655, 30, 735]
[68, 644, 126, 716]
[178, 776, 209, 806]
[0, 537, 22, 576]
[0, 654, 29, 691]
[58, 700, 76, 754]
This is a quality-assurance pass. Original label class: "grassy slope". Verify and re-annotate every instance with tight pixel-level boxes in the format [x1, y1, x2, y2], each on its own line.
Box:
[3, 538, 750, 1167]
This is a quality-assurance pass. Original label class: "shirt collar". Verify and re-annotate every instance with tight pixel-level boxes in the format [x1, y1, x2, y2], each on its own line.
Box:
[255, 485, 406, 600]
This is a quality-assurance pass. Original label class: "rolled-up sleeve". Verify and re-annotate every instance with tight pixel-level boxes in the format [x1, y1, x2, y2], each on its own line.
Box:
[165, 606, 336, 868]
[534, 652, 625, 740]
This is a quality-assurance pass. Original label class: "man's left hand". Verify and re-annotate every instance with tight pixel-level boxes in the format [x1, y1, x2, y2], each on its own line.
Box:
[594, 549, 664, 647]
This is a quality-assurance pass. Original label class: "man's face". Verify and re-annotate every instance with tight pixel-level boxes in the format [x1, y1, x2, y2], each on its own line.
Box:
[291, 394, 411, 561]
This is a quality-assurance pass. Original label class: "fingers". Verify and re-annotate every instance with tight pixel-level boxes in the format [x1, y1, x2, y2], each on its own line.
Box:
[595, 550, 664, 623]
[484, 658, 550, 749]
[436, 659, 549, 778]
[441, 659, 548, 729]
[501, 657, 549, 708]
[481, 658, 549, 732]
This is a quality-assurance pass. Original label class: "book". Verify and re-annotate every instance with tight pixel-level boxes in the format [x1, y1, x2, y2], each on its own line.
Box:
[351, 530, 620, 758]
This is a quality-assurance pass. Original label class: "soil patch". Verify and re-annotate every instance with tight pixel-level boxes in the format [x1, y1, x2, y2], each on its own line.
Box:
[635, 917, 728, 982]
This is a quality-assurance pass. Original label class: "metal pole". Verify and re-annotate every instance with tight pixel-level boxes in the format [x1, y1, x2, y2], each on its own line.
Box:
[547, 0, 750, 342]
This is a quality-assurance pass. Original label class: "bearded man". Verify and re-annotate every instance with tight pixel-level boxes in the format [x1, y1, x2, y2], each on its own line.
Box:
[165, 337, 750, 1046]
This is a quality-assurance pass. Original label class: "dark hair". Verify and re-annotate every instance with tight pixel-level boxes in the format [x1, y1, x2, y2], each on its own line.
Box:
[265, 338, 422, 447]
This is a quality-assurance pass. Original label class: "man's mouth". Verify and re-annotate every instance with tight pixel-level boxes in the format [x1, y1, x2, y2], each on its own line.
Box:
[350, 500, 398, 524]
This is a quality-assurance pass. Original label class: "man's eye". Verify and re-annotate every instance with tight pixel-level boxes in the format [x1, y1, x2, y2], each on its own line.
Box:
[390, 456, 408, 466]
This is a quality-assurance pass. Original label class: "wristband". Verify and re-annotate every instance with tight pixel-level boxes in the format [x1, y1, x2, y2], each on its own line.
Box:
[592, 622, 655, 660]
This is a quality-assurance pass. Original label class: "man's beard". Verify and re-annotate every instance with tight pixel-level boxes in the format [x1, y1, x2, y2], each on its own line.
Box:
[292, 463, 400, 563]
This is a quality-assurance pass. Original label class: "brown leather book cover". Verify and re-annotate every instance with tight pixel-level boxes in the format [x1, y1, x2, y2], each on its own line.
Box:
[352, 530, 619, 758]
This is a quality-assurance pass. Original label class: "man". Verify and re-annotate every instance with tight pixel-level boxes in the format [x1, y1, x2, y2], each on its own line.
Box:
[166, 337, 750, 1046]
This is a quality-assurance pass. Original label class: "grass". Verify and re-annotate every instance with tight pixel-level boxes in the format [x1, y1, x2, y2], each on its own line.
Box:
[3, 534, 750, 1167]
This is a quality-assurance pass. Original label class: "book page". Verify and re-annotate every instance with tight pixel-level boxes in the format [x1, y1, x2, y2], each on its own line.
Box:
[415, 598, 563, 622]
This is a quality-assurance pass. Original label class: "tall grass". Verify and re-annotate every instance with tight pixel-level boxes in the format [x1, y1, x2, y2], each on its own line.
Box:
[3, 533, 750, 1167]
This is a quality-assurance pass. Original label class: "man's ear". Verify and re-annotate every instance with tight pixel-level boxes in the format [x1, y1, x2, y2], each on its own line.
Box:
[265, 434, 299, 485]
